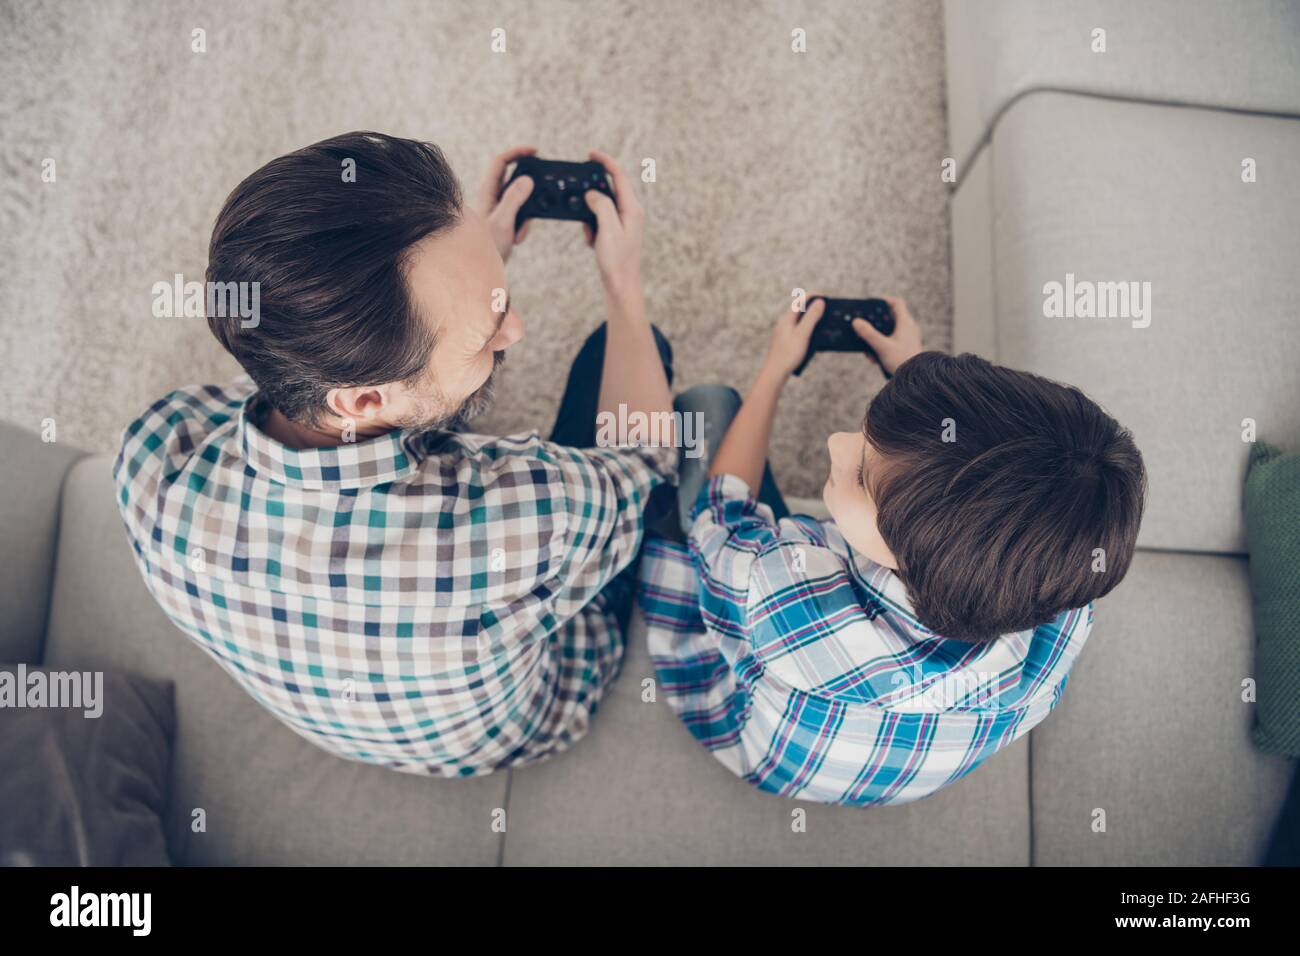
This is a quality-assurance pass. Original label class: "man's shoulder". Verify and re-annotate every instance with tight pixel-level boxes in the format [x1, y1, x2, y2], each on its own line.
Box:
[423, 429, 569, 487]
[114, 380, 252, 488]
[119, 379, 252, 443]
[409, 432, 580, 549]
[425, 430, 661, 499]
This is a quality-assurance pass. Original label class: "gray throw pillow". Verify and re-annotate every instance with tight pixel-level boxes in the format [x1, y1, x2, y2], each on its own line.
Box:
[0, 663, 175, 866]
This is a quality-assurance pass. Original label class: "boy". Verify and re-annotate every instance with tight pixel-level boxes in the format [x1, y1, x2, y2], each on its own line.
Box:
[638, 297, 1146, 805]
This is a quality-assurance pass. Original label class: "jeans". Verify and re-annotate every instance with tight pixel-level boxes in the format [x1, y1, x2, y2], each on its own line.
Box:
[672, 384, 789, 538]
[547, 322, 676, 632]
[548, 322, 674, 446]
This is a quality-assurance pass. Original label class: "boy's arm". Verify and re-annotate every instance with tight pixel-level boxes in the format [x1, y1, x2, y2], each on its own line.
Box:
[708, 295, 926, 488]
[708, 299, 826, 488]
[705, 365, 785, 491]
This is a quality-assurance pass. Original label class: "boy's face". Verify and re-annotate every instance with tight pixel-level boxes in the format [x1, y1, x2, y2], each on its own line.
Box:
[822, 431, 899, 570]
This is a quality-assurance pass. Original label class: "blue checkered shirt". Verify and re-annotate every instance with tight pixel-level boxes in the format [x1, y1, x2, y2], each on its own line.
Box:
[637, 475, 1092, 805]
[114, 378, 673, 776]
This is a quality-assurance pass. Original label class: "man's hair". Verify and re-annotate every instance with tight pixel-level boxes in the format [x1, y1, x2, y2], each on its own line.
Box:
[206, 131, 462, 425]
[865, 352, 1146, 642]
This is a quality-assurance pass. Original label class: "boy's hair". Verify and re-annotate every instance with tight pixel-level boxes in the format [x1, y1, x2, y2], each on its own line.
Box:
[865, 352, 1146, 642]
[206, 131, 462, 425]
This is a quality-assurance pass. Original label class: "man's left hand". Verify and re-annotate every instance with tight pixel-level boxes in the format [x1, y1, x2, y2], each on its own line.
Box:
[475, 145, 537, 262]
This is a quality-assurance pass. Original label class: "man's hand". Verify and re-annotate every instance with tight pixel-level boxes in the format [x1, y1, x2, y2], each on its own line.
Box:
[582, 150, 644, 301]
[475, 145, 537, 263]
[761, 298, 826, 379]
[852, 295, 924, 376]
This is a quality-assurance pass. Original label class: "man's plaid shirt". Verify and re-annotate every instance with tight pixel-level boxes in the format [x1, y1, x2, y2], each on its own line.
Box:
[637, 475, 1092, 805]
[114, 378, 674, 776]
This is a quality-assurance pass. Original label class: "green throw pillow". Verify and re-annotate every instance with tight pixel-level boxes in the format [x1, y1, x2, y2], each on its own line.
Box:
[1244, 441, 1300, 757]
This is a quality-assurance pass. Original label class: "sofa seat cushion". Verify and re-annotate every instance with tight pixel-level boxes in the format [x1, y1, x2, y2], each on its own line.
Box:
[43, 457, 507, 866]
[1030, 550, 1293, 864]
[987, 91, 1300, 553]
[503, 608, 1032, 865]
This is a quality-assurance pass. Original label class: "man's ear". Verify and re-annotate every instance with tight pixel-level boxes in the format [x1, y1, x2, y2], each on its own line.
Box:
[325, 385, 389, 422]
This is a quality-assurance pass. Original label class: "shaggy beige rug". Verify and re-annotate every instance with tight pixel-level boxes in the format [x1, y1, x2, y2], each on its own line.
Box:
[0, 0, 950, 497]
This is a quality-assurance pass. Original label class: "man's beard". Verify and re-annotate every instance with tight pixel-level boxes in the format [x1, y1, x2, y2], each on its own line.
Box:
[401, 350, 505, 437]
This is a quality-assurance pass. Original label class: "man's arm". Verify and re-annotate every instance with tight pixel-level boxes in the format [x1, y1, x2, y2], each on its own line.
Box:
[599, 283, 672, 444]
[584, 150, 674, 447]
[475, 144, 671, 439]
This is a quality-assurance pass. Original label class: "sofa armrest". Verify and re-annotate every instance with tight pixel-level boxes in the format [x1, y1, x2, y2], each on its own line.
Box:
[0, 421, 86, 664]
[943, 0, 1300, 170]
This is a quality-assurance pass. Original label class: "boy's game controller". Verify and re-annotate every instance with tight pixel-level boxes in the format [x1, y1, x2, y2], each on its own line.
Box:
[505, 156, 614, 232]
[793, 296, 896, 377]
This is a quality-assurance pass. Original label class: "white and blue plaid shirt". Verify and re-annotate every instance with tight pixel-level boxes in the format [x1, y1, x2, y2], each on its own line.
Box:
[114, 378, 674, 776]
[637, 475, 1092, 805]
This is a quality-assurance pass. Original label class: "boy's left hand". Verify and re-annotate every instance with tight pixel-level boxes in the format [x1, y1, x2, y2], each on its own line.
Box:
[761, 298, 826, 378]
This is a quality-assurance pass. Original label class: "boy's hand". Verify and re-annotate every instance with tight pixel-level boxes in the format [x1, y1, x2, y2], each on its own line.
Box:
[762, 298, 826, 378]
[475, 145, 537, 263]
[853, 295, 923, 375]
[583, 150, 644, 302]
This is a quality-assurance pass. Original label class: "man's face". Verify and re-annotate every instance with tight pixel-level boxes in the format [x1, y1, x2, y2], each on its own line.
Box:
[822, 430, 899, 570]
[386, 208, 525, 431]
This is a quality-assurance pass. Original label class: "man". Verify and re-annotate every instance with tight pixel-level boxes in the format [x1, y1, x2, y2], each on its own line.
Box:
[114, 132, 675, 776]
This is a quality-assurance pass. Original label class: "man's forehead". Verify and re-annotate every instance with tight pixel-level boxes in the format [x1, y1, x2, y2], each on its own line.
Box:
[405, 213, 505, 335]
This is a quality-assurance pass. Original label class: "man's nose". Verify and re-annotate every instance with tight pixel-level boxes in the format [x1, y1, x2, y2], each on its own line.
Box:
[498, 309, 525, 349]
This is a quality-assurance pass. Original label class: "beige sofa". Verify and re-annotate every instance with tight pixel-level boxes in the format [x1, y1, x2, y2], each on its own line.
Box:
[2, 0, 1297, 864]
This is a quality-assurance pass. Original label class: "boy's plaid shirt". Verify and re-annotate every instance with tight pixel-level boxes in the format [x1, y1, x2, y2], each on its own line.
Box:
[114, 379, 674, 776]
[637, 475, 1092, 806]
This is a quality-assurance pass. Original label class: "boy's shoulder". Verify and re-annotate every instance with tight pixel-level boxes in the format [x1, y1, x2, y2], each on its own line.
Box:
[745, 518, 1093, 709]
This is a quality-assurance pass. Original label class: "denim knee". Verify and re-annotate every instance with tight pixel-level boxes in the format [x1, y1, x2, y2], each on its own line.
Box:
[674, 383, 741, 416]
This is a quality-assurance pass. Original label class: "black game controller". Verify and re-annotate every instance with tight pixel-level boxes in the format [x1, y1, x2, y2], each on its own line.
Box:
[505, 156, 614, 232]
[793, 296, 896, 377]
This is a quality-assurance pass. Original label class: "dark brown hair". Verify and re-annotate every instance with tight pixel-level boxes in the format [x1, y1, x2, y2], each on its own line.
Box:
[206, 131, 462, 425]
[865, 352, 1146, 642]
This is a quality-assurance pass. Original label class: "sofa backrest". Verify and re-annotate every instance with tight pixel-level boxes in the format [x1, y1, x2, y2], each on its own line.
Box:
[0, 422, 85, 665]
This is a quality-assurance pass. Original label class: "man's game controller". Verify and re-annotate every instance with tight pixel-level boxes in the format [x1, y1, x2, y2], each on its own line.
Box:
[793, 296, 896, 377]
[505, 157, 614, 232]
